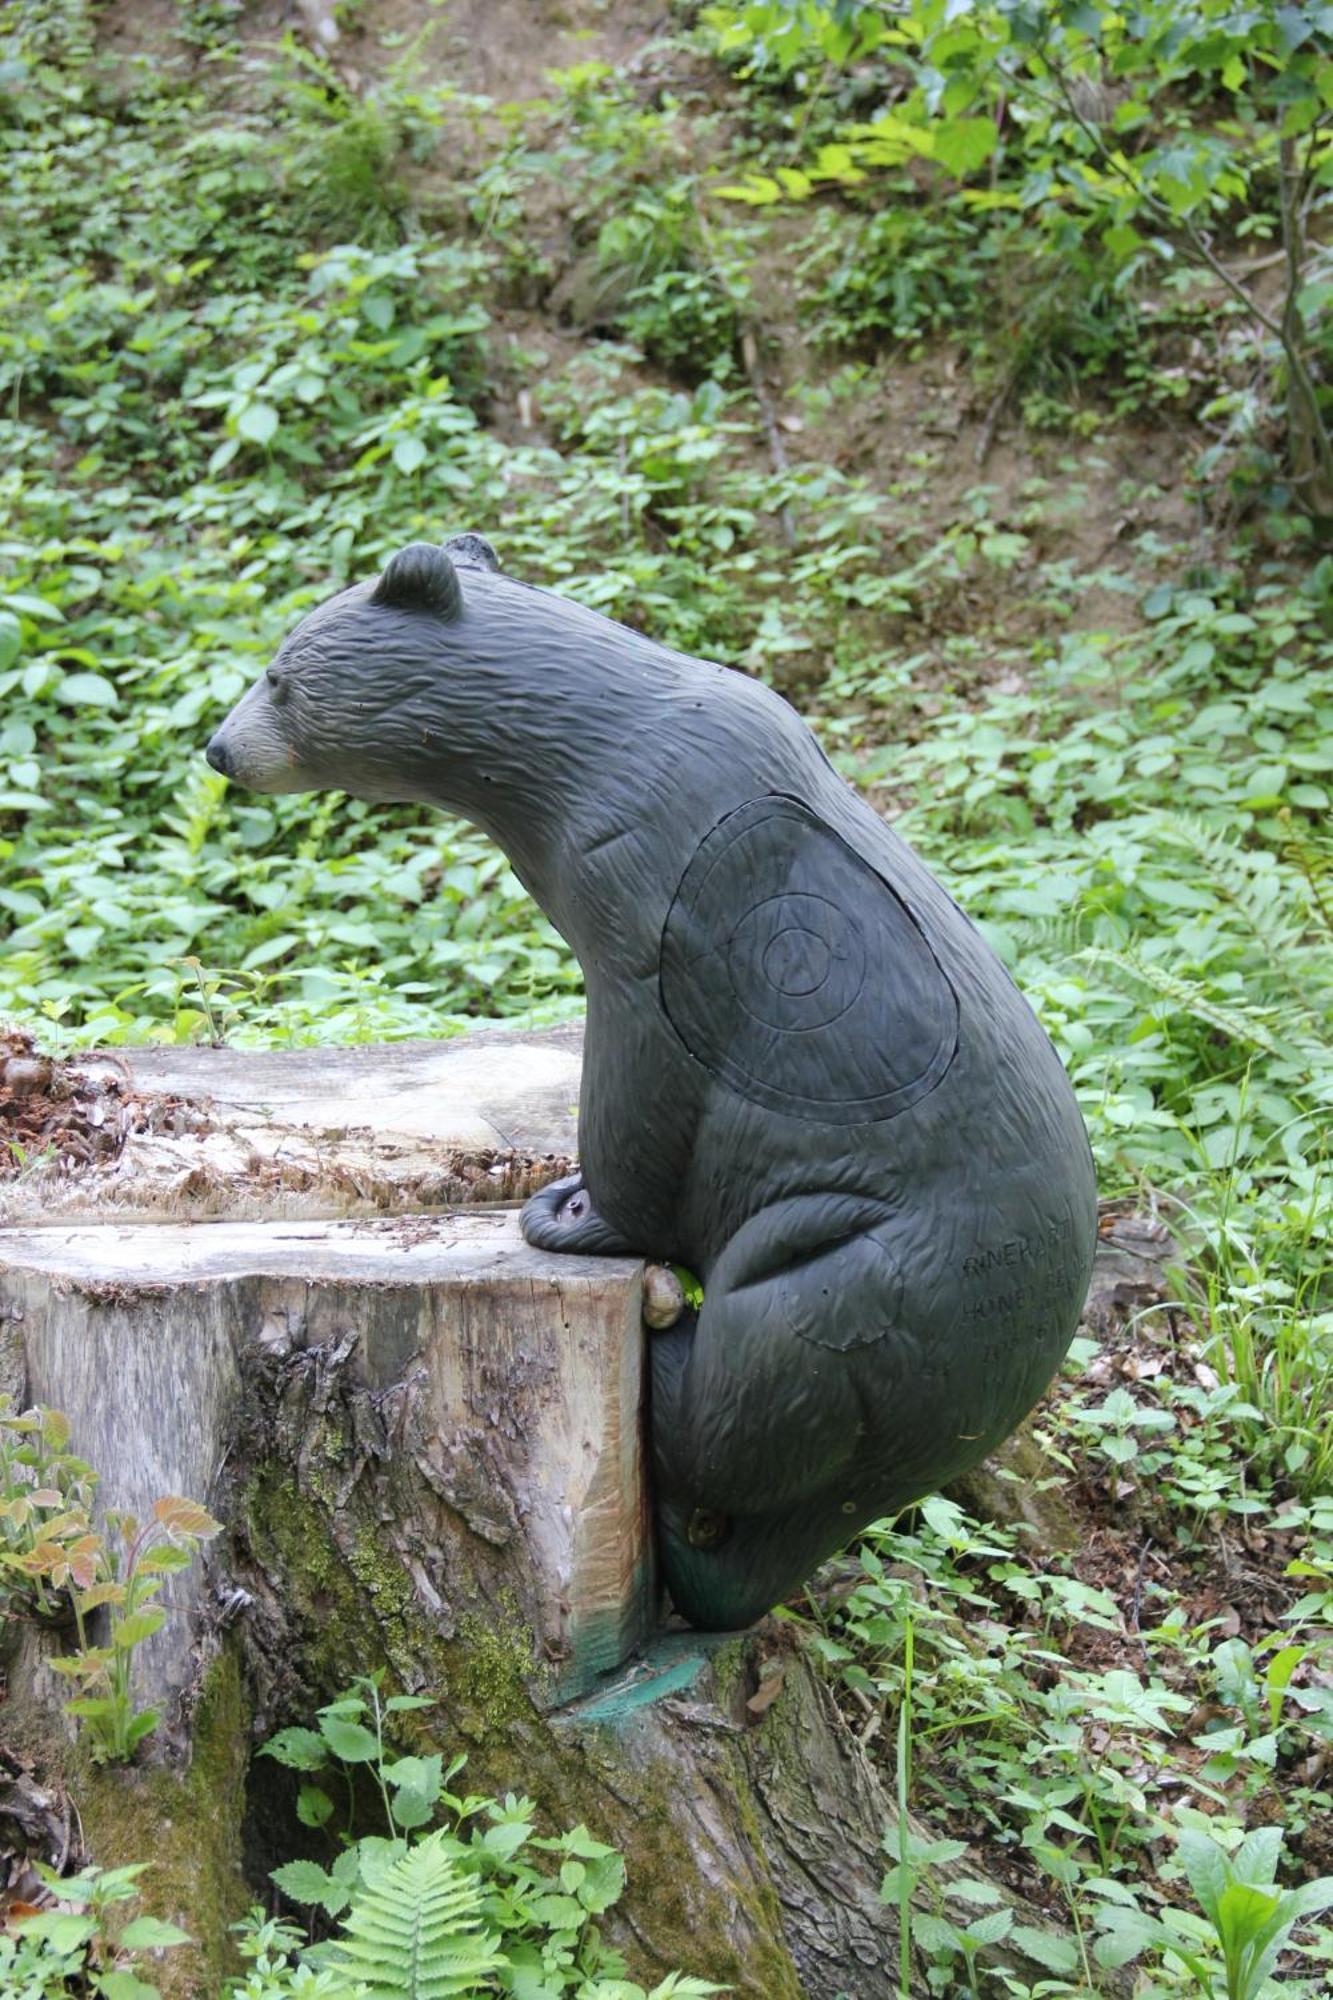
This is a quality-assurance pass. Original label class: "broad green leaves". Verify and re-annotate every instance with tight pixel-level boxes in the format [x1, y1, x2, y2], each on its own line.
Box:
[1089, 1824, 1333, 1997]
[235, 400, 280, 447]
[717, 113, 1001, 201]
[706, 0, 1333, 502]
[246, 1675, 723, 1997]
[709, 0, 1333, 224]
[7, 1859, 191, 1994]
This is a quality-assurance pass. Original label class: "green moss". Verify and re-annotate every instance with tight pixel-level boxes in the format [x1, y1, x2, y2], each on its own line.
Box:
[570, 1720, 802, 1996]
[452, 1604, 546, 1737]
[349, 1525, 424, 1642]
[78, 1646, 251, 2000]
[240, 1470, 449, 1693]
[434, 1633, 805, 1997]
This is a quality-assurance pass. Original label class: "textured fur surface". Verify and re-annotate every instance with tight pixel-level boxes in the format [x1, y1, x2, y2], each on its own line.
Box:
[207, 536, 1097, 1628]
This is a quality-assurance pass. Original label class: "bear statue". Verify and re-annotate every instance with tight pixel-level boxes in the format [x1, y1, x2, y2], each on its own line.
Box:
[206, 534, 1097, 1630]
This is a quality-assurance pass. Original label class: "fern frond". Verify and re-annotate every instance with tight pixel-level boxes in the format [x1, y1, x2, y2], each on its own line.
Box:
[330, 1834, 506, 2000]
[1284, 833, 1333, 941]
[1157, 816, 1316, 961]
[1022, 910, 1091, 958]
[1076, 947, 1289, 1054]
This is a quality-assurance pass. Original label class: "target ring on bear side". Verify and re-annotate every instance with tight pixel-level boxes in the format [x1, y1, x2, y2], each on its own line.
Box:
[659, 795, 960, 1124]
[762, 927, 830, 997]
[727, 893, 865, 1034]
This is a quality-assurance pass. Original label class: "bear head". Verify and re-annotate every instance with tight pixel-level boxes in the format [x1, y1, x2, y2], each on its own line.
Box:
[204, 533, 500, 803]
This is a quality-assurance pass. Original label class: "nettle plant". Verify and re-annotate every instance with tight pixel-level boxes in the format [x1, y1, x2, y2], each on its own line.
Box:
[807, 1490, 1333, 1997]
[2, 1861, 191, 2000]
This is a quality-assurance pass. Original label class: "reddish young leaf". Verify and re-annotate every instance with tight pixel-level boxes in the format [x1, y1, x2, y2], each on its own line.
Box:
[152, 1497, 222, 1539]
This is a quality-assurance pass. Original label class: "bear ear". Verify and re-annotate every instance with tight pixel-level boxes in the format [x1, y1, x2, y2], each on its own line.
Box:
[371, 542, 462, 618]
[443, 532, 500, 573]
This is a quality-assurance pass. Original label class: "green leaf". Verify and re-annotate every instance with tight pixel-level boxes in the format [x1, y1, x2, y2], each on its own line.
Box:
[56, 671, 119, 708]
[1, 592, 64, 622]
[0, 612, 20, 671]
[118, 1917, 193, 1949]
[13, 1911, 97, 1950]
[527, 1892, 585, 1928]
[576, 1847, 627, 1913]
[913, 1913, 960, 1957]
[97, 1973, 162, 2000]
[123, 1708, 161, 1751]
[261, 1726, 328, 1771]
[1093, 1906, 1164, 1968]
[1213, 1879, 1284, 1959]
[1264, 1643, 1305, 1725]
[1290, 1875, 1333, 1919]
[319, 1714, 380, 1762]
[481, 1818, 533, 1861]
[713, 174, 784, 203]
[1103, 220, 1143, 261]
[967, 1907, 1014, 1945]
[932, 116, 998, 178]
[1009, 1925, 1080, 1974]
[136, 1545, 194, 1576]
[112, 1607, 166, 1649]
[242, 932, 299, 970]
[392, 434, 428, 475]
[237, 401, 279, 445]
[390, 1783, 436, 1829]
[948, 1877, 1005, 1907]
[297, 1783, 335, 1827]
[1232, 1825, 1283, 1887]
[1177, 1827, 1230, 1922]
[270, 1858, 340, 1907]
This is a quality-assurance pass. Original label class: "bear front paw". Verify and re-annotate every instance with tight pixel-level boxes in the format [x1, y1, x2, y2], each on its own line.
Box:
[519, 1175, 638, 1257]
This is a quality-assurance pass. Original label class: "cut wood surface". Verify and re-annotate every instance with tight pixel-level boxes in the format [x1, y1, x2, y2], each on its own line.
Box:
[0, 1022, 584, 1224]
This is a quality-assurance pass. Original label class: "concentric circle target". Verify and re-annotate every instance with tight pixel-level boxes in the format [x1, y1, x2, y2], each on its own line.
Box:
[727, 892, 865, 1033]
[659, 796, 959, 1124]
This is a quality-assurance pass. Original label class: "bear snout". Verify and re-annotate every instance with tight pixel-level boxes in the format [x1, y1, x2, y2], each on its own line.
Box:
[204, 732, 232, 777]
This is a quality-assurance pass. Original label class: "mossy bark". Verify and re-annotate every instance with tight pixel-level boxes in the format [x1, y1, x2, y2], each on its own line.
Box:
[75, 1649, 252, 2000]
[229, 1385, 875, 1992]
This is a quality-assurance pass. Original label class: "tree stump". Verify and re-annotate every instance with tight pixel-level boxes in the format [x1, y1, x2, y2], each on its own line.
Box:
[3, 1209, 652, 1713]
[0, 1030, 1084, 1996]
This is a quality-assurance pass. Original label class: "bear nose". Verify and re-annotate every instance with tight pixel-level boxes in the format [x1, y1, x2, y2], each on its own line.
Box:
[205, 734, 231, 776]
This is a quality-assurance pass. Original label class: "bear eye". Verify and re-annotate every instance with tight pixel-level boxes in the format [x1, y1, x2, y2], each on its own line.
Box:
[266, 668, 289, 704]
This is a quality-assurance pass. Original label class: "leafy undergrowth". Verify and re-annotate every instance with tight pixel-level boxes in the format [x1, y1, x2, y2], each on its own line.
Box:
[803, 1288, 1333, 1994]
[1, 0, 1331, 1993]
